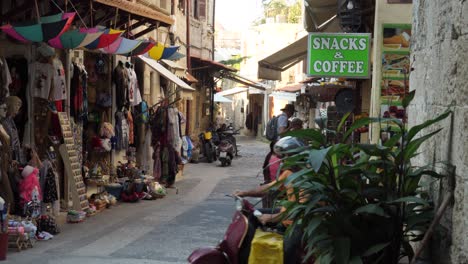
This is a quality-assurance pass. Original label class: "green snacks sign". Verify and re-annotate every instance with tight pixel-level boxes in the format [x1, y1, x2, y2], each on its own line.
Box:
[307, 33, 371, 78]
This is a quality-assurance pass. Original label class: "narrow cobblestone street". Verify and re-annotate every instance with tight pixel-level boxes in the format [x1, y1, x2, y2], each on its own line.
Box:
[5, 138, 268, 264]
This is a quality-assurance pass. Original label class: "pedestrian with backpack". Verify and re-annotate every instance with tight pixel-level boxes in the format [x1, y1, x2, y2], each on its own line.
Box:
[265, 104, 297, 141]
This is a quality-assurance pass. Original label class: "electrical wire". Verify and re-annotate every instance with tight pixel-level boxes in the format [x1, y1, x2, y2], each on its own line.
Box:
[50, 0, 64, 12]
[64, 0, 88, 28]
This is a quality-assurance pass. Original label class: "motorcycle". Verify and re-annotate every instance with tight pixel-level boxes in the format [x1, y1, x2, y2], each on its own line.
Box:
[198, 129, 217, 163]
[216, 129, 239, 166]
[188, 196, 259, 264]
[217, 139, 235, 167]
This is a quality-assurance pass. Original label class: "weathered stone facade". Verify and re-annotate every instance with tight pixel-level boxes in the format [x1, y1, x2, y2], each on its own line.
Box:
[410, 0, 468, 263]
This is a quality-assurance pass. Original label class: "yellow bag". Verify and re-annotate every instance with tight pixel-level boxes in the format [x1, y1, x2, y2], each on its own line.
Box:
[248, 229, 283, 264]
[203, 131, 212, 140]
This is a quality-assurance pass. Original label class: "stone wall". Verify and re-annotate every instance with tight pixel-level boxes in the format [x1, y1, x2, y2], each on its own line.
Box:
[410, 0, 468, 263]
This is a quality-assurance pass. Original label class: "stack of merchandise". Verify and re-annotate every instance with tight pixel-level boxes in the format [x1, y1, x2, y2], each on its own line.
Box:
[7, 218, 37, 249]
[66, 210, 86, 223]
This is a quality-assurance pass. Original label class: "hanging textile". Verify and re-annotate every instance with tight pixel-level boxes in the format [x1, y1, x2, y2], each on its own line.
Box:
[7, 57, 29, 141]
[115, 111, 129, 150]
[150, 105, 182, 187]
[112, 62, 129, 110]
[39, 160, 58, 203]
[127, 110, 134, 145]
[0, 57, 12, 100]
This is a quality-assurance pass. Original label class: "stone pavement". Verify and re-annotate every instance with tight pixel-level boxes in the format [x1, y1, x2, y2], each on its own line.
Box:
[5, 137, 268, 264]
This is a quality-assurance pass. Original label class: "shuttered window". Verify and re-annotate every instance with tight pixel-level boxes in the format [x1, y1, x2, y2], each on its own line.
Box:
[193, 0, 206, 19]
[198, 0, 206, 18]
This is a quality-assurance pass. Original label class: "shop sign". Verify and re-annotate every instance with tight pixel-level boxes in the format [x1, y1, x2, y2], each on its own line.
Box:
[307, 33, 371, 79]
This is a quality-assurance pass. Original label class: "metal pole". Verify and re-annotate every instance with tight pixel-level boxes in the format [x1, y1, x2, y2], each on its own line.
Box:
[34, 0, 41, 23]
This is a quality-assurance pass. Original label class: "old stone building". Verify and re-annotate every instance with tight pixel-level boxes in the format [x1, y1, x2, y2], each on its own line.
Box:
[409, 0, 468, 263]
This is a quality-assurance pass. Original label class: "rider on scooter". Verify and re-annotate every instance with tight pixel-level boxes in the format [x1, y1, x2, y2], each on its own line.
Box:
[234, 136, 307, 264]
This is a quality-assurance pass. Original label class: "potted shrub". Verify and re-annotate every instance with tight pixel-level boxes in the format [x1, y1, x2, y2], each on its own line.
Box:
[275, 92, 452, 263]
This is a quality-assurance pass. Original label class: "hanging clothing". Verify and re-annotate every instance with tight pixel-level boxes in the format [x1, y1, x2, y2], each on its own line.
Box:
[29, 61, 54, 99]
[115, 111, 129, 150]
[6, 57, 28, 142]
[52, 58, 67, 101]
[127, 110, 134, 145]
[152, 144, 161, 182]
[133, 79, 143, 106]
[1, 116, 23, 163]
[0, 57, 12, 100]
[112, 63, 129, 110]
[39, 161, 58, 204]
[168, 107, 182, 153]
[126, 67, 136, 105]
[0, 125, 14, 206]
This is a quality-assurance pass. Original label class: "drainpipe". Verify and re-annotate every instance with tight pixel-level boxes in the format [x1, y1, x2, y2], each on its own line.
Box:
[186, 0, 191, 72]
[212, 0, 215, 61]
[210, 0, 216, 124]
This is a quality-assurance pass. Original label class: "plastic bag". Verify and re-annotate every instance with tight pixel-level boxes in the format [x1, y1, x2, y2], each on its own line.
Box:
[248, 229, 283, 264]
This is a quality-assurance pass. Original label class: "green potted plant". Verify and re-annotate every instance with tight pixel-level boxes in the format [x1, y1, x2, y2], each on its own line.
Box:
[275, 91, 452, 263]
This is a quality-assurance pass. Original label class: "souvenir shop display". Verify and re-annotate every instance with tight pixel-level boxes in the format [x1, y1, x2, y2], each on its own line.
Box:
[150, 99, 184, 187]
[0, 6, 193, 259]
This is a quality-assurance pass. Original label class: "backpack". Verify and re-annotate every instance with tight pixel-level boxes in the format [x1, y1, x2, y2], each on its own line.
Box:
[265, 116, 278, 141]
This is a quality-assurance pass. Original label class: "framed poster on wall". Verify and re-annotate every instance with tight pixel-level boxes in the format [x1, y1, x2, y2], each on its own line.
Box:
[380, 24, 412, 129]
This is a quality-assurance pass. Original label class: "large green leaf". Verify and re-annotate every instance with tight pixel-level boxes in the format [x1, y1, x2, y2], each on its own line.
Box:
[308, 147, 332, 173]
[305, 195, 325, 214]
[350, 256, 364, 264]
[384, 133, 402, 148]
[283, 128, 326, 145]
[406, 110, 452, 142]
[391, 196, 429, 207]
[284, 168, 314, 186]
[355, 204, 388, 217]
[317, 251, 334, 264]
[304, 216, 323, 237]
[356, 144, 391, 157]
[402, 90, 416, 108]
[362, 242, 390, 257]
[337, 112, 352, 133]
[334, 237, 351, 264]
[403, 128, 443, 160]
[408, 167, 444, 179]
[405, 211, 433, 230]
[403, 176, 421, 194]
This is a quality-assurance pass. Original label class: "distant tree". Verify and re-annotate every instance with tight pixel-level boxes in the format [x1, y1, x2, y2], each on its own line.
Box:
[258, 0, 302, 24]
[220, 55, 250, 70]
[287, 0, 302, 23]
[264, 0, 288, 19]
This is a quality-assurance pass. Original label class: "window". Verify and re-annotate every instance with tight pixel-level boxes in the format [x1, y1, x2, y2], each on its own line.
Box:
[193, 0, 206, 19]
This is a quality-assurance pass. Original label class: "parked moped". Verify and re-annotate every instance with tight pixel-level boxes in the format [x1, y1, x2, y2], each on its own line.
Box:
[198, 129, 217, 163]
[188, 196, 259, 264]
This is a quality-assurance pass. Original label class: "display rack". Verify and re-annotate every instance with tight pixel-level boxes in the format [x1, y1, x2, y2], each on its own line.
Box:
[58, 112, 89, 211]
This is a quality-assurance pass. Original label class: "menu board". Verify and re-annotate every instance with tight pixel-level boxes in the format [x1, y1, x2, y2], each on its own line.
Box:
[380, 24, 411, 129]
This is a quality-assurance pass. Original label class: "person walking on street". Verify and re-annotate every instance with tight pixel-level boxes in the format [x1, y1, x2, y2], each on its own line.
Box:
[278, 104, 296, 136]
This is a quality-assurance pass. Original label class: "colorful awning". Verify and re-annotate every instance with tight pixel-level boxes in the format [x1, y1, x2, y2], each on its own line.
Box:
[1, 12, 75, 43]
